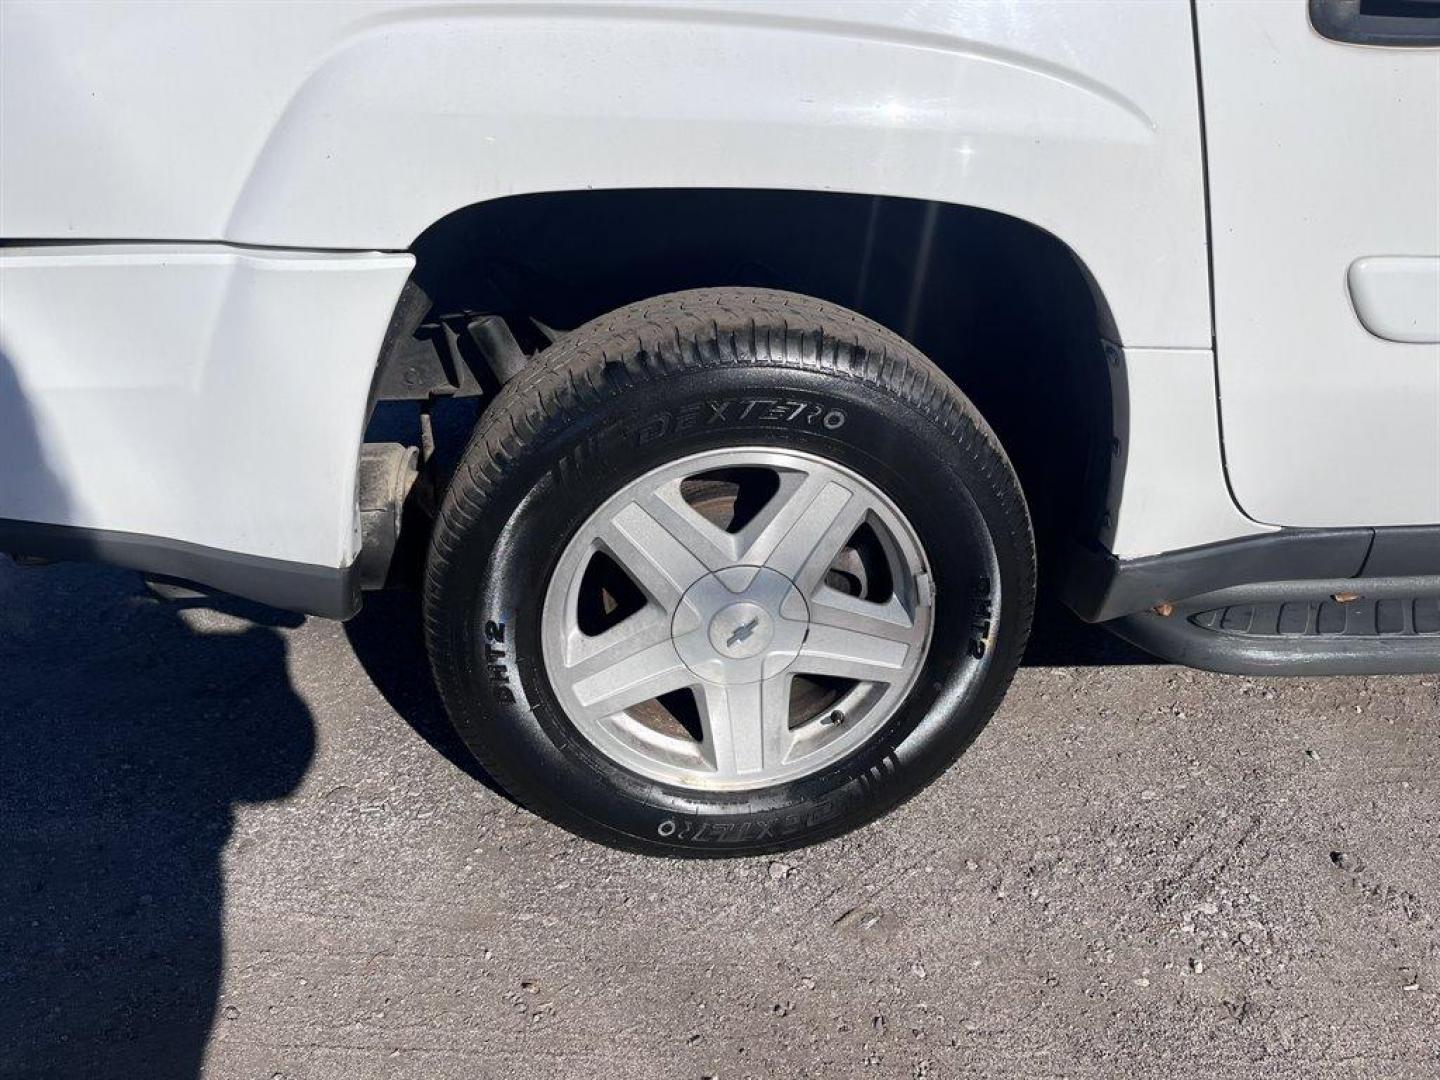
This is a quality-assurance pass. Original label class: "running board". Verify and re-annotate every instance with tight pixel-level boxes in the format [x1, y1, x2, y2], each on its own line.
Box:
[1108, 576, 1440, 675]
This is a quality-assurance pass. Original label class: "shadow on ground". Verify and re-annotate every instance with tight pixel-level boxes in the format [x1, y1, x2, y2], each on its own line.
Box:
[1022, 596, 1160, 668]
[0, 564, 315, 1080]
[0, 549, 1152, 1080]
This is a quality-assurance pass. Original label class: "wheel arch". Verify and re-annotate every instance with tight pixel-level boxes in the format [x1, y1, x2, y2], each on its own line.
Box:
[221, 1, 1207, 350]
[374, 187, 1119, 572]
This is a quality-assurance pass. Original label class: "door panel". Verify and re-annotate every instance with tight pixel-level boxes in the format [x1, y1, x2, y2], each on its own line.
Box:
[1197, 0, 1440, 526]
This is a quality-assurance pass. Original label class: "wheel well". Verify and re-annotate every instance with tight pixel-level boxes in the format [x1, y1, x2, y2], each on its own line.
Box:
[380, 188, 1114, 571]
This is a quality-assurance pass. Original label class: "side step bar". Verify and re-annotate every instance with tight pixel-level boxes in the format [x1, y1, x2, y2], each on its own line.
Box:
[1109, 576, 1440, 675]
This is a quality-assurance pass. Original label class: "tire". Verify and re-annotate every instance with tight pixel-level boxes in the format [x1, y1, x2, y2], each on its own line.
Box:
[424, 288, 1035, 856]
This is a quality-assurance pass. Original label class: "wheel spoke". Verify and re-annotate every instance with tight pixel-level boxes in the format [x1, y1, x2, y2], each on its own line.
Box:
[642, 484, 738, 567]
[747, 472, 871, 594]
[597, 500, 721, 610]
[698, 676, 792, 777]
[793, 623, 912, 684]
[809, 586, 923, 645]
[566, 631, 692, 721]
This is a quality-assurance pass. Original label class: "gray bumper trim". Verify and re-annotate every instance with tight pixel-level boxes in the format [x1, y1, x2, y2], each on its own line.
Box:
[0, 519, 360, 620]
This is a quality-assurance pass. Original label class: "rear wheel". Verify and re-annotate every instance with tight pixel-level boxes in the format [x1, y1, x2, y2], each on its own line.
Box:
[424, 288, 1034, 856]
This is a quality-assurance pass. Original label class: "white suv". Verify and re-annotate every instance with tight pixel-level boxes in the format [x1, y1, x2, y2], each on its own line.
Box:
[2, 1, 1437, 854]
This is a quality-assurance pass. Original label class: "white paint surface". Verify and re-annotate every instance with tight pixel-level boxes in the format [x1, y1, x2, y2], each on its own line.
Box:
[1, 0, 1211, 349]
[1197, 1, 1440, 527]
[1102, 346, 1272, 560]
[0, 247, 414, 567]
[9, 1, 1432, 576]
[1348, 257, 1440, 345]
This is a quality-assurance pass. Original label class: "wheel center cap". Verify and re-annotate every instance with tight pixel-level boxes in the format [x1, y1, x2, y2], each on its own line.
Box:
[709, 603, 773, 659]
[672, 566, 809, 685]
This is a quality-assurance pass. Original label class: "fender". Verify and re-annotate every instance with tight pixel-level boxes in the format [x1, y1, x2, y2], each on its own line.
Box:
[232, 0, 1208, 348]
[2, 1, 1210, 349]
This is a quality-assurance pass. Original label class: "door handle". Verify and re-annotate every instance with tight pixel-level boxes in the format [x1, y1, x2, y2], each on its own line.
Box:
[1348, 257, 1440, 344]
[1311, 0, 1440, 46]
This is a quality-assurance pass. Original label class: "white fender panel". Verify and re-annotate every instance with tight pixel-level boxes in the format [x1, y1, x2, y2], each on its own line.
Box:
[1102, 345, 1273, 560]
[0, 1, 1211, 349]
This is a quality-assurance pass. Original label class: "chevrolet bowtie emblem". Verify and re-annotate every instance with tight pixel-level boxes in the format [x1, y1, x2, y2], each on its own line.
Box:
[726, 617, 761, 648]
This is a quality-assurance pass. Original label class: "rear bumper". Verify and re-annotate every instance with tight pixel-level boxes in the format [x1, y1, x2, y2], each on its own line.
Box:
[0, 243, 414, 611]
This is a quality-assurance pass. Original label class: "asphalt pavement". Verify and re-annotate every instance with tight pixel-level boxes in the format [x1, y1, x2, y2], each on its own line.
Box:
[1, 558, 1436, 1079]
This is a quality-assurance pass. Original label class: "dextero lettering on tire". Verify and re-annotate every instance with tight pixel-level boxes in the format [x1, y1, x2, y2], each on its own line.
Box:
[635, 397, 846, 445]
